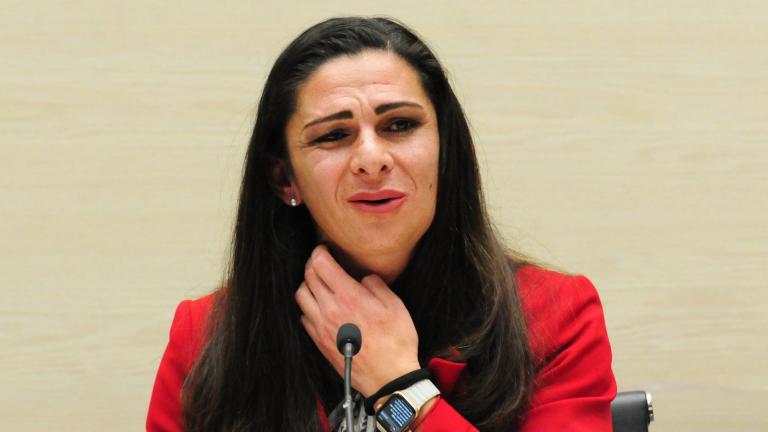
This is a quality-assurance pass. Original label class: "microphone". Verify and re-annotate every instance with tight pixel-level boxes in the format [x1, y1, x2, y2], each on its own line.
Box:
[336, 323, 362, 432]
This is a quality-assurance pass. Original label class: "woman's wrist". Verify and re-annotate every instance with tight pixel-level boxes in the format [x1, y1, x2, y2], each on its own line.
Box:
[364, 368, 432, 415]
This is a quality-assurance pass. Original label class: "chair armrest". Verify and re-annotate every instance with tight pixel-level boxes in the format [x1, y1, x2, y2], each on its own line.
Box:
[611, 391, 654, 432]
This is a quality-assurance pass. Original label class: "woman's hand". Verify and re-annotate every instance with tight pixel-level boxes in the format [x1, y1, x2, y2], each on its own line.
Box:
[295, 245, 421, 397]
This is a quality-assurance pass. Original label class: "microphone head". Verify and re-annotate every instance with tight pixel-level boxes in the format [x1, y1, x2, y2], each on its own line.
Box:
[336, 323, 362, 355]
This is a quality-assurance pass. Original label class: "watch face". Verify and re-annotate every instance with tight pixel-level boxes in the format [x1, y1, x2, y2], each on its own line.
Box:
[376, 394, 416, 432]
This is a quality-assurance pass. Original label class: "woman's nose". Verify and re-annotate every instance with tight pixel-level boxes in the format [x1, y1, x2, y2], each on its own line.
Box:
[349, 129, 394, 179]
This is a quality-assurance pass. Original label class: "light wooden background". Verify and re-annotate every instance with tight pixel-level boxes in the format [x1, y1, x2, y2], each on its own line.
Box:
[2, 1, 766, 430]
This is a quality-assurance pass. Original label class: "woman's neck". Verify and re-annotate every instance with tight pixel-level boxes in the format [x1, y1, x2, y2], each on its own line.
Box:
[325, 244, 410, 284]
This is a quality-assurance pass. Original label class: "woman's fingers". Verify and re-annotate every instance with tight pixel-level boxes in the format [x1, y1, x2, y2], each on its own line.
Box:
[308, 245, 359, 294]
[300, 314, 318, 342]
[304, 264, 334, 305]
[294, 281, 321, 322]
[359, 274, 392, 304]
[297, 284, 339, 364]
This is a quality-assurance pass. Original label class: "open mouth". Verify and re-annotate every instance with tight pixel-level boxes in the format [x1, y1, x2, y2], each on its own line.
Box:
[347, 191, 406, 213]
[355, 198, 396, 205]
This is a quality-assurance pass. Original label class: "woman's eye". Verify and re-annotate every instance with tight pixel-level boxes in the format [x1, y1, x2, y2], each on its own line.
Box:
[386, 119, 419, 133]
[314, 130, 348, 143]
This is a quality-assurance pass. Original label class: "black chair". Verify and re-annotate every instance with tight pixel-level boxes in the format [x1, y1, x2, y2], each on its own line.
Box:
[611, 391, 654, 432]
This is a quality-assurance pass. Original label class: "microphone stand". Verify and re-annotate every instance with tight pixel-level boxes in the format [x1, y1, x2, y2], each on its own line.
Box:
[343, 343, 355, 432]
[337, 323, 362, 432]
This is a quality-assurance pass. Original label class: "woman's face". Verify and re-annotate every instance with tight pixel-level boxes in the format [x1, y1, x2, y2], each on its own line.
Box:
[283, 50, 440, 266]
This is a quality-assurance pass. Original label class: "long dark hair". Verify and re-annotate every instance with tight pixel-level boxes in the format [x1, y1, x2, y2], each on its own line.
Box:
[183, 16, 535, 431]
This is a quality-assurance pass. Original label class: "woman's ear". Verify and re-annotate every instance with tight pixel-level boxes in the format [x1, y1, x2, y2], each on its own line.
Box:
[269, 158, 302, 207]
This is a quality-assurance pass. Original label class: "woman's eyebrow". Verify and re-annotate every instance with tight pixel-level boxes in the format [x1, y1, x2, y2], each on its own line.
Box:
[303, 101, 424, 130]
[374, 101, 423, 114]
[303, 111, 352, 129]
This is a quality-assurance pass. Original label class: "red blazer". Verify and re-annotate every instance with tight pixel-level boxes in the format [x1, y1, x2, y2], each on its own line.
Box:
[147, 265, 616, 431]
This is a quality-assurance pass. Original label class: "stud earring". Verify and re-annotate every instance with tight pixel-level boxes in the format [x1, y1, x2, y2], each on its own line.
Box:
[289, 197, 298, 207]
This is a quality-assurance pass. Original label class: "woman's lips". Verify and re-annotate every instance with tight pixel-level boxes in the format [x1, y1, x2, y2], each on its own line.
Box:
[347, 190, 406, 213]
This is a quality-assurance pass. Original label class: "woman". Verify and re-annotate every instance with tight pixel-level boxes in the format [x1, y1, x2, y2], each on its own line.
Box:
[147, 16, 616, 432]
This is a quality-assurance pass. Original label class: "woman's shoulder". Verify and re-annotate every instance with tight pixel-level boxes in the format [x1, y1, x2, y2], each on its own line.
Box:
[176, 292, 216, 324]
[511, 265, 617, 429]
[513, 264, 609, 365]
[147, 292, 217, 430]
[166, 292, 217, 369]
[514, 264, 603, 313]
